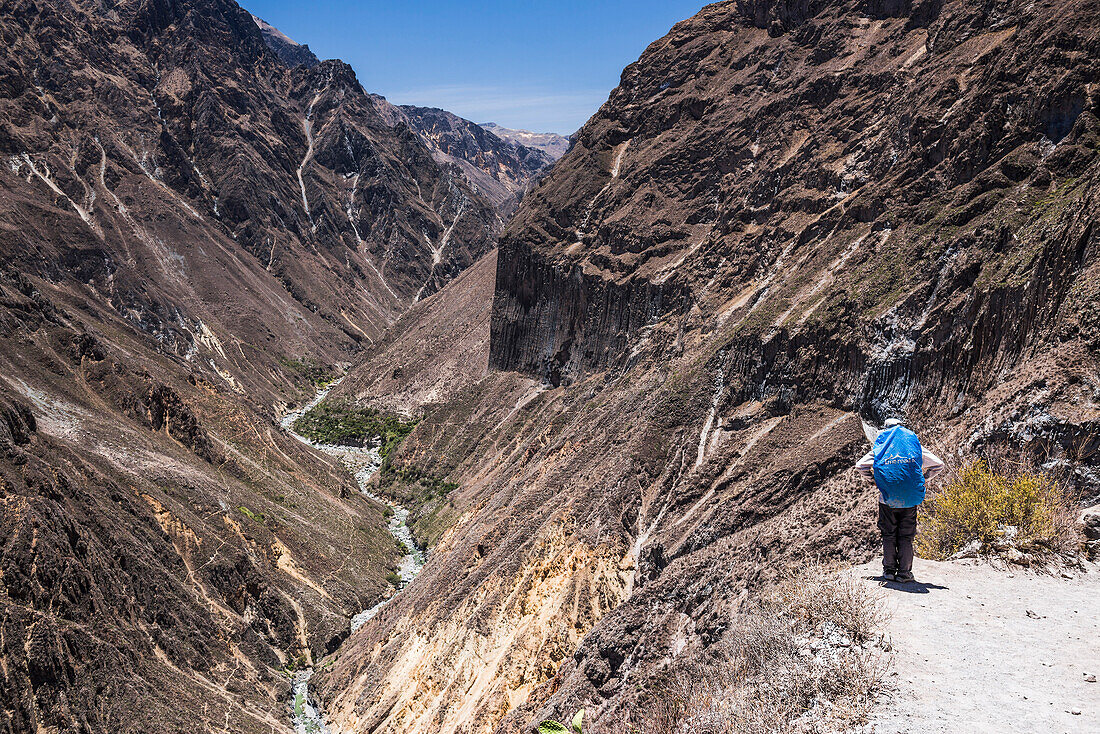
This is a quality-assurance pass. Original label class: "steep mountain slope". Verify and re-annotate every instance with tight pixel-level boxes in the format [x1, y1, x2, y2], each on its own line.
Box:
[251, 14, 320, 68]
[318, 1, 1100, 732]
[384, 105, 556, 215]
[329, 250, 499, 420]
[481, 122, 571, 161]
[2, 0, 503, 356]
[0, 281, 398, 734]
[0, 0, 514, 731]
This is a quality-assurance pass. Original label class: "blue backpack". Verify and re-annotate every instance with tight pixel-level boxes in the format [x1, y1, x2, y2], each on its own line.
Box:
[873, 426, 925, 508]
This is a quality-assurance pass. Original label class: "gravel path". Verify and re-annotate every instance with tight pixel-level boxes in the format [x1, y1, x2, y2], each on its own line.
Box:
[857, 558, 1100, 733]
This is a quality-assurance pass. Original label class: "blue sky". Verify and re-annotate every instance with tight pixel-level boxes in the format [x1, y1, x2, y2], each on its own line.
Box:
[243, 1, 706, 134]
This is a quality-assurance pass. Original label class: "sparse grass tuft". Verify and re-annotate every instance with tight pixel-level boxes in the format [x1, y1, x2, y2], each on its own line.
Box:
[772, 564, 887, 646]
[917, 460, 1077, 561]
[647, 565, 889, 734]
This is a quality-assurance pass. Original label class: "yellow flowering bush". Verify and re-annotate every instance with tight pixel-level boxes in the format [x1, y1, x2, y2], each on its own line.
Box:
[917, 460, 1075, 560]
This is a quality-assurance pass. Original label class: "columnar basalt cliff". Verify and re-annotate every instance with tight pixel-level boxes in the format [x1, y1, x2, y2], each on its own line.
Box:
[321, 0, 1099, 732]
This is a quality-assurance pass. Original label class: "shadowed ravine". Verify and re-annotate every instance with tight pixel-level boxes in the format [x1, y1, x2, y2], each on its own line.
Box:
[280, 380, 426, 733]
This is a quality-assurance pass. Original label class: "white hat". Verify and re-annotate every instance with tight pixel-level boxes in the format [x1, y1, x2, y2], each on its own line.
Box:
[884, 418, 904, 428]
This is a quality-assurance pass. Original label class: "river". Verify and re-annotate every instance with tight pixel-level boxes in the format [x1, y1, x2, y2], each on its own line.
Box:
[280, 379, 425, 734]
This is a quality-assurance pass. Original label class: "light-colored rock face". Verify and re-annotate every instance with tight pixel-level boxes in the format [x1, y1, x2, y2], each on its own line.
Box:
[327, 536, 632, 734]
[318, 0, 1100, 732]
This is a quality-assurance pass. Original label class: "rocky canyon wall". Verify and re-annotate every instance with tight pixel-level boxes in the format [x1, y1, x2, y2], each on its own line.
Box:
[323, 1, 1099, 732]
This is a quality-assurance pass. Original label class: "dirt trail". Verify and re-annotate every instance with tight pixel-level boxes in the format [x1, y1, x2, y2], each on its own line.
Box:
[856, 558, 1100, 733]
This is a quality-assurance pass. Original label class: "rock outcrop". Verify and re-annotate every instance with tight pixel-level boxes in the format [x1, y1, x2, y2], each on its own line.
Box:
[320, 1, 1100, 732]
[251, 14, 320, 68]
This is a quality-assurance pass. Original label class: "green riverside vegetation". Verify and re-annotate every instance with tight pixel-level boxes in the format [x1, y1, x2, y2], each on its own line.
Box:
[279, 356, 336, 388]
[293, 401, 416, 454]
[383, 464, 459, 497]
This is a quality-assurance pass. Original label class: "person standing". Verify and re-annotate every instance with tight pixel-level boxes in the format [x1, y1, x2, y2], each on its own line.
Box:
[855, 418, 945, 583]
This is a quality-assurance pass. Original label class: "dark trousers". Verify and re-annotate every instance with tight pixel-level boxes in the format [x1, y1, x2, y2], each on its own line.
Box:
[878, 503, 918, 573]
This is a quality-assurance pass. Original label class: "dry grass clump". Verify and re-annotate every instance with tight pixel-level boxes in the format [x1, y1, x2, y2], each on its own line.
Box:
[772, 567, 886, 647]
[647, 566, 890, 734]
[917, 460, 1077, 561]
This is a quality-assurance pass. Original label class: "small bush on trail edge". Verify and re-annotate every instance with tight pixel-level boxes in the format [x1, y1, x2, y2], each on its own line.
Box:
[646, 565, 890, 734]
[293, 400, 416, 452]
[385, 570, 402, 587]
[537, 708, 583, 734]
[917, 460, 1077, 562]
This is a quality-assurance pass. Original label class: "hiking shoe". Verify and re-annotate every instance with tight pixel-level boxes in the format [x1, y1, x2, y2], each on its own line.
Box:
[894, 571, 915, 583]
[882, 569, 897, 582]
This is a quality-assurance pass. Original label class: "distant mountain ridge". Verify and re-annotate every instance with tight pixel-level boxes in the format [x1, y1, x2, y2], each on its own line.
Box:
[480, 122, 571, 160]
[392, 105, 557, 215]
[250, 17, 556, 215]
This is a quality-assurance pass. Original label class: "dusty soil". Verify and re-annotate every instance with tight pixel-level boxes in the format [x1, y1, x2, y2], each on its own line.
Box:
[857, 559, 1100, 733]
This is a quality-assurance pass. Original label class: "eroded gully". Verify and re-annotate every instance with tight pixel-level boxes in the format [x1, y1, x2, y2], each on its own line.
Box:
[279, 378, 425, 733]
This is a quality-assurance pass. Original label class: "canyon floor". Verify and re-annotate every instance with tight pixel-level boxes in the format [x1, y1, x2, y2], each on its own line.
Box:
[856, 552, 1100, 733]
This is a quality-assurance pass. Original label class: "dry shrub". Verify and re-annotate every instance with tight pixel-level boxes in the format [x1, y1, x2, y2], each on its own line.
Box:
[647, 566, 889, 734]
[772, 567, 886, 647]
[917, 459, 1078, 561]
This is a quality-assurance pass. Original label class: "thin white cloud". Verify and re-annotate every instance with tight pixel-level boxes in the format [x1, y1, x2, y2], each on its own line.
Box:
[381, 84, 609, 135]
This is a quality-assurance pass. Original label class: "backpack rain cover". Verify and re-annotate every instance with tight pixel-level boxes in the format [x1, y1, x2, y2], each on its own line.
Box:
[872, 426, 926, 508]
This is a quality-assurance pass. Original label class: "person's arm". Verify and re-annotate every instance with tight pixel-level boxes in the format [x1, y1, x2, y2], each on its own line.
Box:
[855, 449, 876, 482]
[922, 448, 945, 481]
